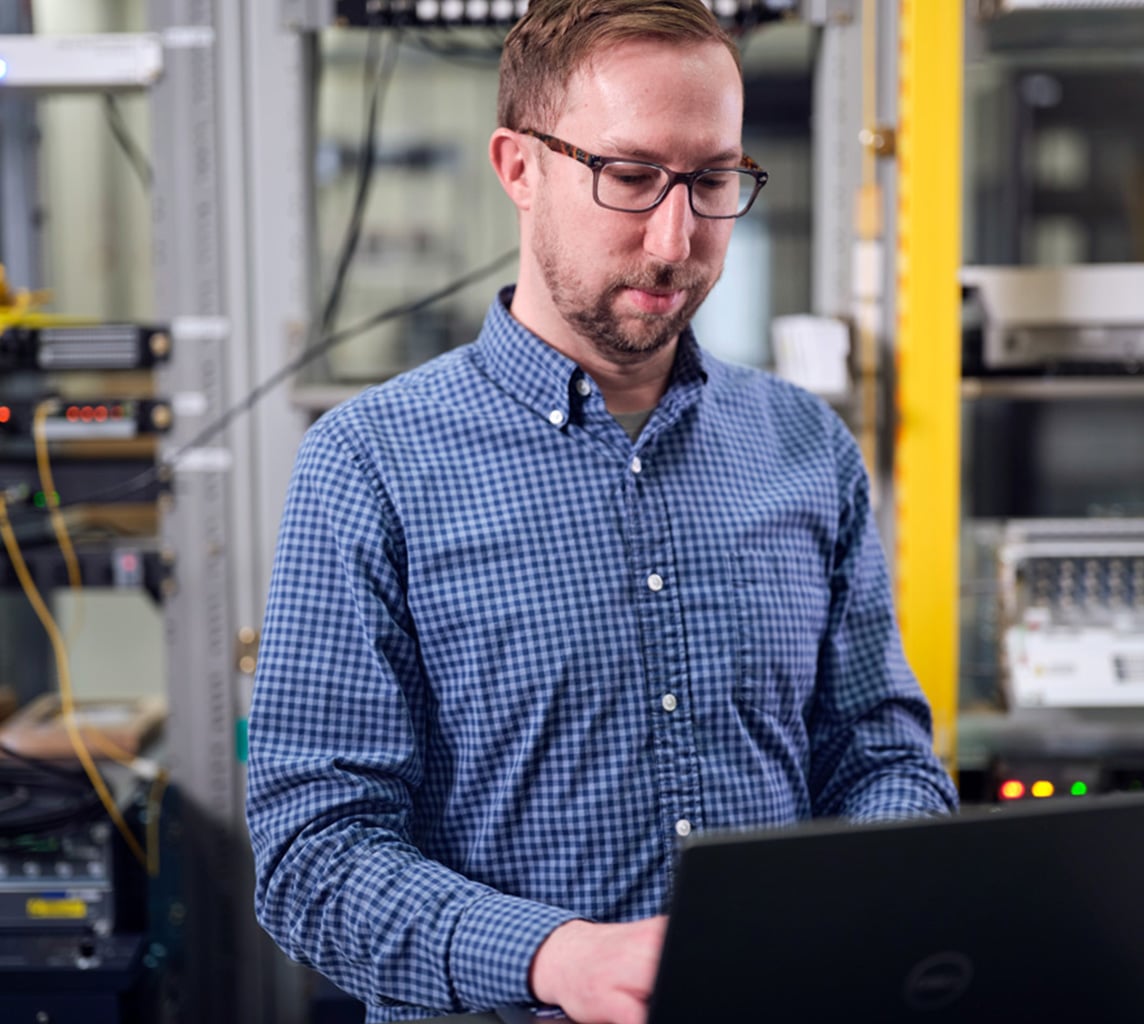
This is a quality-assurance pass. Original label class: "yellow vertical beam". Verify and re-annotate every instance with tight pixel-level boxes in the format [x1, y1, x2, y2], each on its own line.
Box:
[894, 0, 963, 774]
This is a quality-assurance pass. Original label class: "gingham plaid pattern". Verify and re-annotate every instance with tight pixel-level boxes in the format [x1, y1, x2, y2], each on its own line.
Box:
[246, 288, 958, 1021]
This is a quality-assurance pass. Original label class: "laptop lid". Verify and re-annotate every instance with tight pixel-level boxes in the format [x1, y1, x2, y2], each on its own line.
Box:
[646, 793, 1144, 1023]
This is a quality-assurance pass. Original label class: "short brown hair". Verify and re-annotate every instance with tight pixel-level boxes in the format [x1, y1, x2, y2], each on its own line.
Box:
[497, 0, 741, 131]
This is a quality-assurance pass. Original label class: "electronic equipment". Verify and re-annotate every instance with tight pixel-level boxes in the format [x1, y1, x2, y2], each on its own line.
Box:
[0, 542, 173, 603]
[0, 931, 148, 1024]
[961, 263, 1144, 374]
[291, 0, 799, 29]
[0, 760, 149, 937]
[0, 324, 171, 372]
[0, 760, 158, 1024]
[999, 518, 1144, 708]
[0, 820, 120, 935]
[0, 456, 164, 511]
[0, 397, 172, 440]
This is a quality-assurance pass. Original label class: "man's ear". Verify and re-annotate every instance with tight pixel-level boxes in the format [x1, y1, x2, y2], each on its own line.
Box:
[489, 128, 535, 212]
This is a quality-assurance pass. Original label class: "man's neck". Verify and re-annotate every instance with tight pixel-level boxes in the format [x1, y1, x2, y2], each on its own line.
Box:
[508, 293, 677, 413]
[580, 342, 676, 414]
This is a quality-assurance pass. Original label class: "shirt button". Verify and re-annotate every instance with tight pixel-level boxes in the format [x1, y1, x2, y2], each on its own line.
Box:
[661, 693, 678, 712]
[548, 409, 565, 426]
[675, 818, 692, 838]
[647, 573, 664, 592]
[575, 378, 591, 397]
[630, 456, 642, 474]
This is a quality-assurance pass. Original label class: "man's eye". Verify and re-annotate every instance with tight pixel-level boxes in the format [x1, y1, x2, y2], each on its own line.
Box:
[604, 167, 660, 189]
[696, 173, 735, 193]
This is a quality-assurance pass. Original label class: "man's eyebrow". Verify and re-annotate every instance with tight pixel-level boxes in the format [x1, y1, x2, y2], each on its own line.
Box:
[602, 141, 743, 166]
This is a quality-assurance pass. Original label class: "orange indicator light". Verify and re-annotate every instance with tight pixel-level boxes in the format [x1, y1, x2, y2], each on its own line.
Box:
[999, 780, 1025, 800]
[0, 406, 9, 424]
[1031, 780, 1055, 798]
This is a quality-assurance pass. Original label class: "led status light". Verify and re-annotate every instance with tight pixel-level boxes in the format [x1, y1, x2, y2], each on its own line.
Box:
[1031, 780, 1055, 798]
[0, 405, 10, 424]
[999, 779, 1025, 800]
[1071, 781, 1088, 797]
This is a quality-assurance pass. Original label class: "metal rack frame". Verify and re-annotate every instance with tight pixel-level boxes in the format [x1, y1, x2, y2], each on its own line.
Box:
[146, 2, 312, 1020]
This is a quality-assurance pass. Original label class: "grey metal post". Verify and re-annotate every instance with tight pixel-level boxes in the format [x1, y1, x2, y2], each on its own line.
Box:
[0, 1, 42, 288]
[811, 2, 861, 319]
[147, 0, 313, 1018]
[148, 0, 241, 1019]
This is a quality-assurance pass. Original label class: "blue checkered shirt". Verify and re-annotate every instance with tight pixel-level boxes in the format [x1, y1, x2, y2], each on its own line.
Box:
[246, 288, 958, 1021]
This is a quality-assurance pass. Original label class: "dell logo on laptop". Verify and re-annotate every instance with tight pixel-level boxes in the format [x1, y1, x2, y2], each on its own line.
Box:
[903, 951, 975, 1011]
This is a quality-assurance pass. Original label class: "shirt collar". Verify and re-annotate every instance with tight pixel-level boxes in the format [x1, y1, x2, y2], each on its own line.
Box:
[473, 285, 709, 429]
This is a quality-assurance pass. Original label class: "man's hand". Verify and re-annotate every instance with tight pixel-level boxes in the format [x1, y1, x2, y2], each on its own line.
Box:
[528, 916, 668, 1024]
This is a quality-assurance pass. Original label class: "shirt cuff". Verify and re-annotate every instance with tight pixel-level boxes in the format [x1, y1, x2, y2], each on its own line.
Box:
[449, 892, 583, 1011]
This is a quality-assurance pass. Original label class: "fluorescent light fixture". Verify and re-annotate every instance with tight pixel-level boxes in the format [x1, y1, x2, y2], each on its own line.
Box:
[0, 34, 162, 91]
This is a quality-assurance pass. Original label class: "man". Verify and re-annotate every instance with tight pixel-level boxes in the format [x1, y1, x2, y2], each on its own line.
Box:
[246, 2, 959, 1022]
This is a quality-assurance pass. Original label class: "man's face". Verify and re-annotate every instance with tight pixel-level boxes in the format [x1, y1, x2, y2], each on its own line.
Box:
[529, 38, 744, 366]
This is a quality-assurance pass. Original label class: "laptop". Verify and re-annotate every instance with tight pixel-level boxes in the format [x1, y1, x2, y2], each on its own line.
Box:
[498, 792, 1144, 1022]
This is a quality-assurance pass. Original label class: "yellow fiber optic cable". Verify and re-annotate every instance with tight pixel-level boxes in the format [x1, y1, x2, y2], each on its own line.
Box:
[0, 493, 147, 868]
[34, 400, 83, 588]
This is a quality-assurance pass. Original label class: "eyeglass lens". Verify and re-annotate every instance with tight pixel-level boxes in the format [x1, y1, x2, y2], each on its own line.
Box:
[596, 163, 758, 217]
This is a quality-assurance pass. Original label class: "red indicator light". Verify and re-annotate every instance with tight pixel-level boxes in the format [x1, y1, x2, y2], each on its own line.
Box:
[1000, 780, 1025, 800]
[66, 406, 80, 422]
[94, 406, 108, 422]
[0, 406, 9, 424]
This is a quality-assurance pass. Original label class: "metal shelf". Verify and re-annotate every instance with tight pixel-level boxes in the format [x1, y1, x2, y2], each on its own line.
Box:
[961, 376, 1144, 400]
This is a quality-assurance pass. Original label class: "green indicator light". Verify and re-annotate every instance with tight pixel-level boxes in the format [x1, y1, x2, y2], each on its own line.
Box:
[33, 491, 46, 509]
[1071, 781, 1088, 797]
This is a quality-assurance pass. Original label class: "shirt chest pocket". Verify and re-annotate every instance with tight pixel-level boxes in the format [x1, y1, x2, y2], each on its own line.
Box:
[729, 550, 830, 722]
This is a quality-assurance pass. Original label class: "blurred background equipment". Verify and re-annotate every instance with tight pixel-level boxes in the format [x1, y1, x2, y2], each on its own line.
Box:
[2, 0, 1144, 1021]
[961, 264, 1144, 375]
[998, 519, 1144, 709]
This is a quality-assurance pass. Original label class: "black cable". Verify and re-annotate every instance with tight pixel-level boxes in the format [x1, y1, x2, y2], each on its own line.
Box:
[406, 29, 505, 68]
[103, 93, 154, 193]
[0, 751, 103, 834]
[66, 245, 520, 505]
[0, 741, 89, 782]
[319, 28, 402, 339]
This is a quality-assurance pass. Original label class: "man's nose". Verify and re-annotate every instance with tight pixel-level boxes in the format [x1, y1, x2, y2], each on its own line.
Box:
[642, 182, 694, 265]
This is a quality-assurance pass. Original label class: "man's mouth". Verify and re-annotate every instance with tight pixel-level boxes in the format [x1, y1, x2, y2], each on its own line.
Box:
[621, 286, 686, 316]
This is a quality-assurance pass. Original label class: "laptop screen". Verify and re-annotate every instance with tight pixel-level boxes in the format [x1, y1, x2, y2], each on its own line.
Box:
[646, 793, 1144, 1022]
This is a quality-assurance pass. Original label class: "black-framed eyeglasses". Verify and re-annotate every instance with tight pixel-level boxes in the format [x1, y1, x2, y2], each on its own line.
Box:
[519, 128, 768, 220]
